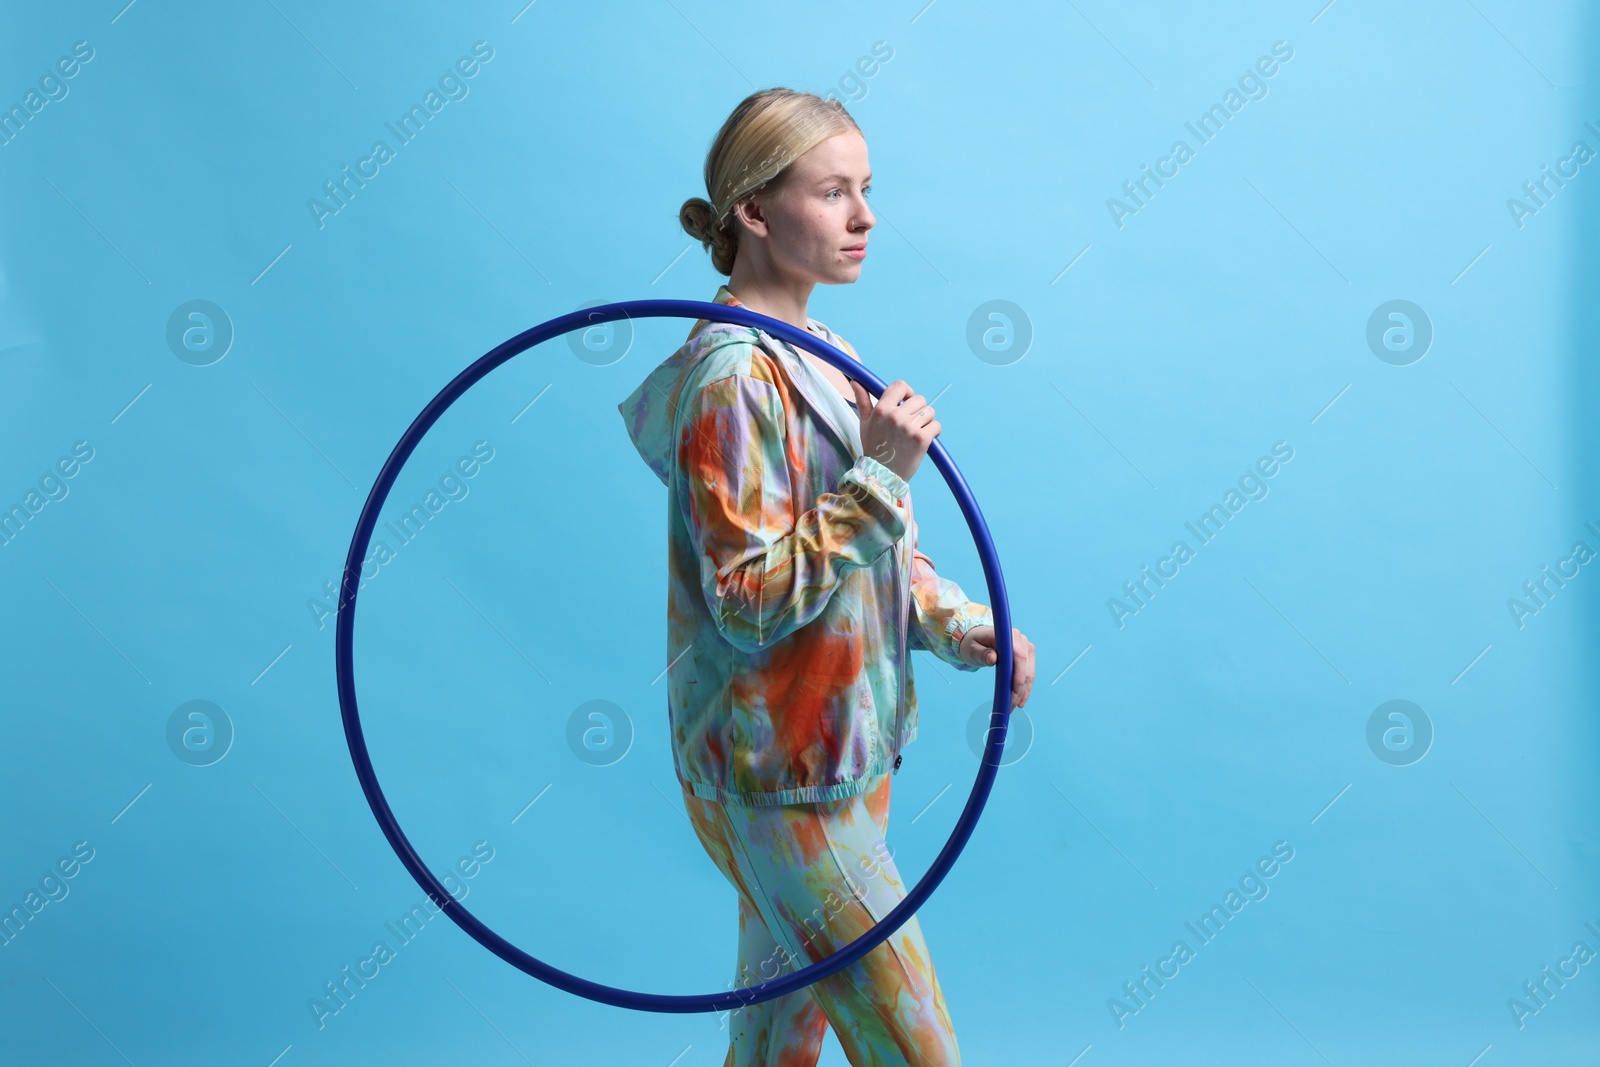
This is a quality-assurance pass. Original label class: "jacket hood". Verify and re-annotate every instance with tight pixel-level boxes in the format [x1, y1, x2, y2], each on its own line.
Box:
[616, 285, 838, 487]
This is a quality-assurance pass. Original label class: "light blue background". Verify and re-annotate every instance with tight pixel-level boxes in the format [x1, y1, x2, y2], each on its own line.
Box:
[1, 1, 1596, 1064]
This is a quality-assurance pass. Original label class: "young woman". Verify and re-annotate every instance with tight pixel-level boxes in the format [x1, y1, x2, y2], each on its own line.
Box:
[617, 87, 1037, 1066]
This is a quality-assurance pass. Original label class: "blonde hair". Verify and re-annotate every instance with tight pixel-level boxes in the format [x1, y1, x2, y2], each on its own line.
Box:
[679, 88, 861, 276]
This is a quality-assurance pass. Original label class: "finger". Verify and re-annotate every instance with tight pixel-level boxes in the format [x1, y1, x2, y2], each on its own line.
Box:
[880, 380, 911, 407]
[893, 384, 922, 409]
[847, 377, 873, 409]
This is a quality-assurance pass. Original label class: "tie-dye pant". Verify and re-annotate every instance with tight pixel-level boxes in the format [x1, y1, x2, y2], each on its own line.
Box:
[681, 772, 963, 1067]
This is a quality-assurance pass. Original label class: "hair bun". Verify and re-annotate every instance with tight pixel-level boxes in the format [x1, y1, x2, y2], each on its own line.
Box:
[679, 197, 717, 243]
[679, 196, 738, 275]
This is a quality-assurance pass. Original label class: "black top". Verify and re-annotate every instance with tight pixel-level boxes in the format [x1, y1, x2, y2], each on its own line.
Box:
[783, 331, 859, 414]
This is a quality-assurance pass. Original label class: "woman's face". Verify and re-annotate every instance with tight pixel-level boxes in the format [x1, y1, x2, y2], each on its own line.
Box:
[744, 130, 874, 284]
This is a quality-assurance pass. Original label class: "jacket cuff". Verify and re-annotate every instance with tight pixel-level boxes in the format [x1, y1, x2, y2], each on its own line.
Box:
[835, 456, 908, 559]
[946, 605, 995, 672]
[854, 454, 909, 502]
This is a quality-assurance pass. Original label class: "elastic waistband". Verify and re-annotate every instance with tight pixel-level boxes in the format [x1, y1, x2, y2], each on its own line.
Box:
[679, 760, 894, 807]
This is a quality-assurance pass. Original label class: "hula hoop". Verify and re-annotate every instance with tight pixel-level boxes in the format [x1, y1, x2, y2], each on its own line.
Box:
[334, 299, 1014, 1013]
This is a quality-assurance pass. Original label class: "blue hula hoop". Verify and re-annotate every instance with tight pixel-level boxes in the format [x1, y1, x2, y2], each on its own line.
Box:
[334, 299, 1014, 1013]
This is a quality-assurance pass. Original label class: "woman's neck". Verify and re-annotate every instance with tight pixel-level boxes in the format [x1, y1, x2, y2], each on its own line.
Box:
[725, 271, 815, 334]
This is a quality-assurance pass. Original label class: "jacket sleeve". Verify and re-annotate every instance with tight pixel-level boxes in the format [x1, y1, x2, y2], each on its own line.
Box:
[678, 370, 911, 654]
[904, 517, 994, 672]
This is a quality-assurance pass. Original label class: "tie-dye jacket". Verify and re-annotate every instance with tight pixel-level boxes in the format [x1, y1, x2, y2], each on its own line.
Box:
[616, 284, 994, 807]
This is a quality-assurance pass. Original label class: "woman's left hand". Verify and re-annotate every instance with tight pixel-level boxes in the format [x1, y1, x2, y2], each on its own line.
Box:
[958, 625, 1036, 709]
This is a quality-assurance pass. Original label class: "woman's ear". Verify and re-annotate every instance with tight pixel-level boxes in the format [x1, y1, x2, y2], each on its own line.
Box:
[732, 194, 770, 239]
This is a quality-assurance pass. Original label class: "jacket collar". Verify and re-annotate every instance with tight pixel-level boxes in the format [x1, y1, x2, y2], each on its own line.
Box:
[687, 284, 860, 460]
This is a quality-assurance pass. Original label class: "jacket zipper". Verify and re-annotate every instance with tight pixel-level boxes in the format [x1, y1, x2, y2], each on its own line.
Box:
[775, 330, 906, 776]
[891, 511, 909, 774]
[771, 329, 909, 779]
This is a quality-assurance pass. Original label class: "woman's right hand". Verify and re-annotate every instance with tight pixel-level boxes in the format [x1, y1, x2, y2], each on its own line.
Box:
[848, 378, 940, 484]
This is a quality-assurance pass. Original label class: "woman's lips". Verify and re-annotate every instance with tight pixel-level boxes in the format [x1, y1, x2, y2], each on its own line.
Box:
[842, 247, 867, 259]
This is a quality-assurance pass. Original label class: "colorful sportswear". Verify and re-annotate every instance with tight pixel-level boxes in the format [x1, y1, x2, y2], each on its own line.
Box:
[682, 771, 963, 1064]
[616, 285, 994, 807]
